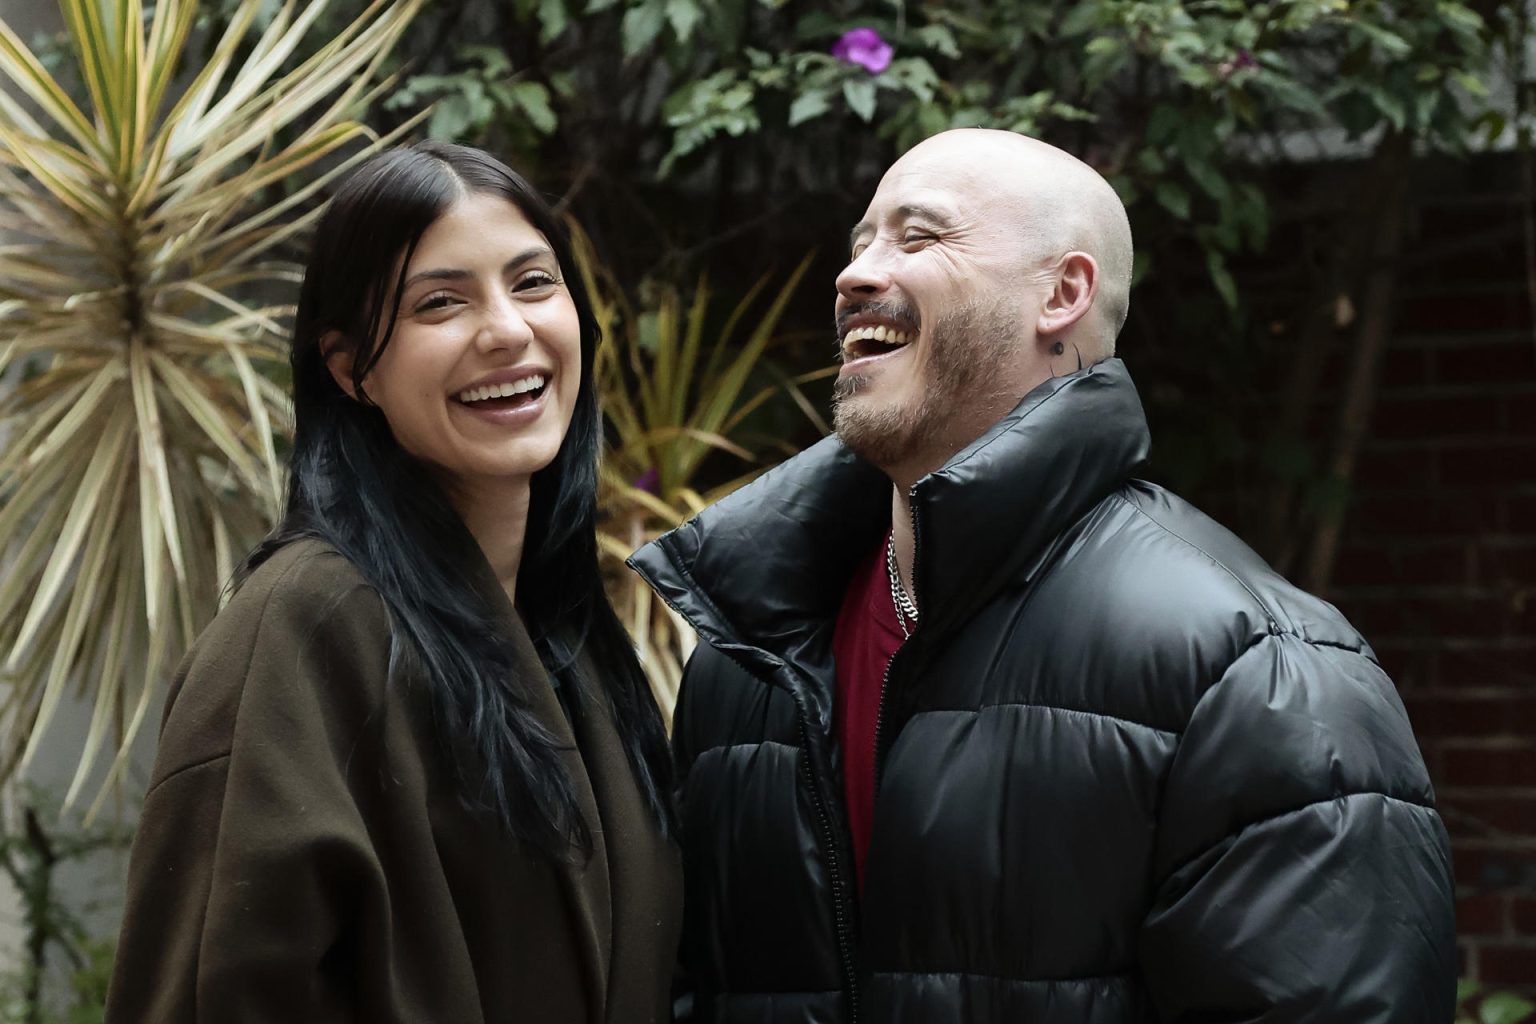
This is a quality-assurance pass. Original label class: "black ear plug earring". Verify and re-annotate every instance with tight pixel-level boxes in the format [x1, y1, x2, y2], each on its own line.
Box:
[1050, 341, 1065, 355]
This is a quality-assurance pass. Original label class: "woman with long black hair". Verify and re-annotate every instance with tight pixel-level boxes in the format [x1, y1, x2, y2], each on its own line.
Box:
[106, 141, 680, 1023]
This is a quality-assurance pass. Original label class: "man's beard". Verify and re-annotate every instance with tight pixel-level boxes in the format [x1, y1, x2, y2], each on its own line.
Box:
[832, 296, 1024, 473]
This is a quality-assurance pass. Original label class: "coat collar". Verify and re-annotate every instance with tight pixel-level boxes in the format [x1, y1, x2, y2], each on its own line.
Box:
[629, 358, 1150, 677]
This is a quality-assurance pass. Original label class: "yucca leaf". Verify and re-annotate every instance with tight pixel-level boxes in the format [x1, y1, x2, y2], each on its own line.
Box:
[160, 0, 265, 157]
[0, 371, 99, 481]
[703, 272, 770, 384]
[190, 113, 419, 261]
[638, 425, 754, 463]
[192, 0, 332, 143]
[126, 342, 182, 635]
[149, 351, 269, 497]
[142, 0, 197, 122]
[0, 0, 422, 809]
[21, 362, 124, 470]
[61, 551, 134, 808]
[0, 18, 100, 156]
[5, 407, 131, 671]
[671, 277, 709, 427]
[113, 0, 147, 175]
[58, 0, 119, 149]
[86, 563, 165, 821]
[0, 444, 80, 571]
[0, 119, 112, 221]
[18, 422, 131, 773]
[0, 484, 81, 630]
[220, 341, 282, 509]
[123, 126, 172, 218]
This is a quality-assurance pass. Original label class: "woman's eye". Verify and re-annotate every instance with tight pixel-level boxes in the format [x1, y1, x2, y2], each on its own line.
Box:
[414, 292, 457, 313]
[514, 271, 559, 292]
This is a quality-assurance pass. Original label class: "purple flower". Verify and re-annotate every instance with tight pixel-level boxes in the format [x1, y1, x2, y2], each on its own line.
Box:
[831, 27, 892, 75]
[633, 467, 660, 494]
[1218, 49, 1257, 81]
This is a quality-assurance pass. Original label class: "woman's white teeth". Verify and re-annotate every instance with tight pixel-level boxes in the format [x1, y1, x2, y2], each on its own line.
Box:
[458, 374, 545, 403]
[842, 324, 913, 352]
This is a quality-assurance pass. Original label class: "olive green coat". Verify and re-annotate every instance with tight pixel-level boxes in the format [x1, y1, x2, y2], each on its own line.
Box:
[106, 539, 681, 1023]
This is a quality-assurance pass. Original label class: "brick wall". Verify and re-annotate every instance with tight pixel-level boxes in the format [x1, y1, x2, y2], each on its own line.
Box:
[1328, 162, 1536, 990]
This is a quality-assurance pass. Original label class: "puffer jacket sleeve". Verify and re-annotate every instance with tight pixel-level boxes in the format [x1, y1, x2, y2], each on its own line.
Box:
[1137, 631, 1455, 1022]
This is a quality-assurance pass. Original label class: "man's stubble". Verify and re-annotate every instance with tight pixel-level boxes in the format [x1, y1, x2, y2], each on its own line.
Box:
[833, 296, 1026, 473]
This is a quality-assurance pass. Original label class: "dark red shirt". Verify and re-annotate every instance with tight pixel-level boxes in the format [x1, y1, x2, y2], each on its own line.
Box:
[832, 533, 906, 889]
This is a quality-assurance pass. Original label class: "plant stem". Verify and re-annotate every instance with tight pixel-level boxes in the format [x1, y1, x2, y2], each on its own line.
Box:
[1302, 131, 1412, 595]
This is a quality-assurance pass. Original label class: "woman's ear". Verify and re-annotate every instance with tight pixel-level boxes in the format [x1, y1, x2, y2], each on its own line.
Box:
[321, 330, 361, 400]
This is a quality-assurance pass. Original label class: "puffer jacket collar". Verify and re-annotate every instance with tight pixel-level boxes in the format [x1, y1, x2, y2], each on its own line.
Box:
[629, 358, 1150, 683]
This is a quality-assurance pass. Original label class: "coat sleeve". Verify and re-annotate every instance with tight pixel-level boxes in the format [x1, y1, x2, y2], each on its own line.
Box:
[106, 577, 392, 1024]
[1137, 632, 1456, 1023]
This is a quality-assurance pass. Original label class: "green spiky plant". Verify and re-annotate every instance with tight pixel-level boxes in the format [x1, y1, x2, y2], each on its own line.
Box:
[0, 0, 423, 818]
[570, 222, 825, 723]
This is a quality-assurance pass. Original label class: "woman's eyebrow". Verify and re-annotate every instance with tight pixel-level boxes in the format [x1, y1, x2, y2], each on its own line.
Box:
[401, 246, 553, 291]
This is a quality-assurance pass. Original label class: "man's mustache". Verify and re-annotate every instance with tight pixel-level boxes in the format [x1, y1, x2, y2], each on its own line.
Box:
[833, 300, 921, 360]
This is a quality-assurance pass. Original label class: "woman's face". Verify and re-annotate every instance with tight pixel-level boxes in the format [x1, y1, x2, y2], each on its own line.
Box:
[343, 192, 583, 498]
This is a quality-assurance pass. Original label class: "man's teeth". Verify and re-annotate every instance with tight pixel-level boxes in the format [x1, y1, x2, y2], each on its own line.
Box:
[842, 324, 914, 353]
[457, 375, 545, 403]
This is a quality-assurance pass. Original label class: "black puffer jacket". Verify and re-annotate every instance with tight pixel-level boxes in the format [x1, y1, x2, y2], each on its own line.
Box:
[630, 360, 1455, 1023]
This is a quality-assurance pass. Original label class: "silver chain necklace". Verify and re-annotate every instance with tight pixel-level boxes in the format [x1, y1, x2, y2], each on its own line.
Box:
[886, 535, 919, 639]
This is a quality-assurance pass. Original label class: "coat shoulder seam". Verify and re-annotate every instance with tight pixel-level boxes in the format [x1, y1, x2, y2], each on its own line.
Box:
[1106, 492, 1277, 626]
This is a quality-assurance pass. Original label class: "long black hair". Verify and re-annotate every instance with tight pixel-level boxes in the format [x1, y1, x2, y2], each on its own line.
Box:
[244, 140, 671, 858]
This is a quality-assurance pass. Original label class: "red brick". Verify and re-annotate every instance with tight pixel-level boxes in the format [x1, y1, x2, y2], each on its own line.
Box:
[1513, 897, 1536, 936]
[1503, 492, 1536, 532]
[1439, 793, 1536, 836]
[1453, 844, 1536, 890]
[1370, 644, 1438, 689]
[1480, 543, 1536, 586]
[1400, 292, 1531, 334]
[1442, 746, 1536, 788]
[1512, 593, 1536, 637]
[1348, 490, 1497, 534]
[1352, 447, 1436, 489]
[1441, 443, 1536, 488]
[1458, 892, 1510, 936]
[1378, 345, 1433, 389]
[1478, 942, 1536, 986]
[1337, 592, 1509, 641]
[1406, 694, 1536, 739]
[1418, 200, 1527, 240]
[1434, 338, 1536, 385]
[1510, 393, 1536, 435]
[1332, 542, 1471, 587]
[1373, 395, 1505, 440]
[1437, 648, 1536, 688]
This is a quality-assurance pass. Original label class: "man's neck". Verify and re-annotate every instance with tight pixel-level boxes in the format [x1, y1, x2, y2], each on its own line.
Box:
[889, 486, 917, 604]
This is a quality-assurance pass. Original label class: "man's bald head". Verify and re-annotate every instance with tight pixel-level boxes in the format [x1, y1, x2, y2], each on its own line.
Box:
[884, 129, 1134, 356]
[833, 129, 1134, 485]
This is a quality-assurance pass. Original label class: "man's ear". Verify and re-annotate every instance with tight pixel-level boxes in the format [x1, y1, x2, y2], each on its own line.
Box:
[320, 330, 362, 400]
[1037, 251, 1099, 339]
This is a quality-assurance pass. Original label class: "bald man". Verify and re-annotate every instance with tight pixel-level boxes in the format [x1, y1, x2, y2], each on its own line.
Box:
[630, 130, 1455, 1023]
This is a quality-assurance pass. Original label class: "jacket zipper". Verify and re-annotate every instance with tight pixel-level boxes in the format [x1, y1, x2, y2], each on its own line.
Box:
[873, 494, 921, 792]
[791, 691, 861, 1024]
[682, 646, 863, 1022]
[634, 563, 866, 1021]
